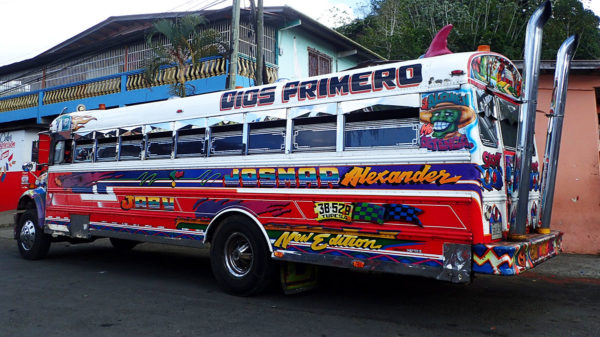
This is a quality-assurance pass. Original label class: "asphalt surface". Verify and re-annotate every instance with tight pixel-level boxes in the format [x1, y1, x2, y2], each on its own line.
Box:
[1, 227, 599, 337]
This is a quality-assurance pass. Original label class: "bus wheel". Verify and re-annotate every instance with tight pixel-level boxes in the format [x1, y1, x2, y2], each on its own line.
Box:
[16, 209, 51, 260]
[109, 238, 139, 251]
[210, 215, 274, 296]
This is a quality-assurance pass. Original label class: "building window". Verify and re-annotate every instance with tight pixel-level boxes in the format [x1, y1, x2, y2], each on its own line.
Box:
[308, 48, 332, 76]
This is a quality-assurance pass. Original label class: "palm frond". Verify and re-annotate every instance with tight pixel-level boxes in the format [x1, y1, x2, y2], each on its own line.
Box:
[144, 15, 227, 97]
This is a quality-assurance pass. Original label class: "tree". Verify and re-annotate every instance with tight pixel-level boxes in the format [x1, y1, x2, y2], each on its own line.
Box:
[144, 15, 228, 97]
[337, 0, 600, 61]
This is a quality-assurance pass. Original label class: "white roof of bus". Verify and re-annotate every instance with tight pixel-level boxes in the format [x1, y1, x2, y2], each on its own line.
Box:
[50, 51, 512, 134]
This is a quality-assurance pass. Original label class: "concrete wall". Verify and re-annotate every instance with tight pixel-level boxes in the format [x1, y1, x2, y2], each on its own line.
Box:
[277, 28, 361, 80]
[534, 73, 600, 254]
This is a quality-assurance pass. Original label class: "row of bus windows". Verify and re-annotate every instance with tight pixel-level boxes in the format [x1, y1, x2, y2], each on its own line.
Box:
[52, 107, 421, 164]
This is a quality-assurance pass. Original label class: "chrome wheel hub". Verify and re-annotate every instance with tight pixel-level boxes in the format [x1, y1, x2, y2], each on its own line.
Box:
[224, 232, 253, 278]
[19, 220, 36, 251]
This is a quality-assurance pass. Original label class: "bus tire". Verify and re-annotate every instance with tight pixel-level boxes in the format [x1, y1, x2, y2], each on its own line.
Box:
[210, 215, 274, 296]
[109, 238, 139, 251]
[16, 209, 51, 260]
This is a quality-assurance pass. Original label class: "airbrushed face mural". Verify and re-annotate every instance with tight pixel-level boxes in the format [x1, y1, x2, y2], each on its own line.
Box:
[419, 90, 477, 151]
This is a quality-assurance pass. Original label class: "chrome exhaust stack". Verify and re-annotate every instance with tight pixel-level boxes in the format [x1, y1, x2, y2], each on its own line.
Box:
[539, 35, 579, 234]
[510, 1, 551, 240]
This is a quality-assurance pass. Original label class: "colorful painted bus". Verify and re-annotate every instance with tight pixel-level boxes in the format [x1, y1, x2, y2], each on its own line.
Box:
[14, 2, 573, 295]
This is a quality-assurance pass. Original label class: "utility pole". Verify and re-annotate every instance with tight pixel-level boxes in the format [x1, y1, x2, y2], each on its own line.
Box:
[256, 0, 264, 85]
[228, 0, 241, 89]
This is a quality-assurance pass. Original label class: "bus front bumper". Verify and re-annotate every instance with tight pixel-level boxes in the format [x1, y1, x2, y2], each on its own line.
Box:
[472, 231, 563, 275]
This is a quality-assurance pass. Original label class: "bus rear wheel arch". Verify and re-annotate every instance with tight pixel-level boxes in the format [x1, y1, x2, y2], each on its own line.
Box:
[209, 214, 275, 296]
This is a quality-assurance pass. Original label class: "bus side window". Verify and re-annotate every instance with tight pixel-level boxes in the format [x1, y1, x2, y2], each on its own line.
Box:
[52, 139, 73, 165]
[74, 140, 94, 162]
[146, 131, 173, 159]
[478, 114, 498, 148]
[96, 130, 118, 162]
[248, 119, 286, 154]
[209, 114, 244, 156]
[31, 141, 40, 163]
[176, 128, 206, 158]
[497, 98, 520, 150]
[52, 140, 65, 164]
[119, 134, 144, 160]
[344, 107, 419, 150]
[292, 115, 337, 152]
[210, 123, 244, 156]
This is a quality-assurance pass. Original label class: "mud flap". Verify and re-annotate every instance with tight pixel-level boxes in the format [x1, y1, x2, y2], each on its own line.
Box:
[69, 214, 91, 239]
[438, 243, 472, 283]
[280, 262, 319, 294]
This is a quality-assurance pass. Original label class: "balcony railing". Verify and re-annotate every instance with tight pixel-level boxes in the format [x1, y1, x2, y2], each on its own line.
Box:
[0, 56, 278, 114]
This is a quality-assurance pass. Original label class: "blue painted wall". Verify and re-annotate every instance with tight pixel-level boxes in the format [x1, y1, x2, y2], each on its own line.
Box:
[0, 73, 233, 124]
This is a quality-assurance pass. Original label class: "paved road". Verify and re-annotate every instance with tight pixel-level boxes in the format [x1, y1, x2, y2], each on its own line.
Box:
[1, 231, 599, 337]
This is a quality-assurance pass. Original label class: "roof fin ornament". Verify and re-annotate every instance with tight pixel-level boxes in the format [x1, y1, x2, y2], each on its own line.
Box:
[424, 24, 453, 58]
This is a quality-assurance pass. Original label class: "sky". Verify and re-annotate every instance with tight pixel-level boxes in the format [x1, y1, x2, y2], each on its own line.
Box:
[0, 0, 599, 68]
[0, 0, 367, 67]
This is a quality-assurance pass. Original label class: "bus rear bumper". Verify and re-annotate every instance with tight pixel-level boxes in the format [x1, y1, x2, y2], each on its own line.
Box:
[472, 231, 563, 275]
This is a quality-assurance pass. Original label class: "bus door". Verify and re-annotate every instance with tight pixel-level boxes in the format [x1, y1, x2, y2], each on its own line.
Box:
[473, 88, 509, 242]
[496, 97, 540, 234]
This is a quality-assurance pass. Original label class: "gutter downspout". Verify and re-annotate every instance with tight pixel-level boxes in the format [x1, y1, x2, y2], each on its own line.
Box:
[510, 0, 551, 240]
[539, 35, 579, 233]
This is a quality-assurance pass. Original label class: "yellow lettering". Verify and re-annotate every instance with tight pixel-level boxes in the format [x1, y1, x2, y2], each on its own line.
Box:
[274, 232, 313, 249]
[398, 171, 413, 183]
[120, 195, 134, 210]
[424, 171, 439, 183]
[311, 234, 330, 251]
[410, 165, 430, 183]
[438, 170, 462, 184]
[366, 171, 378, 184]
[340, 167, 364, 187]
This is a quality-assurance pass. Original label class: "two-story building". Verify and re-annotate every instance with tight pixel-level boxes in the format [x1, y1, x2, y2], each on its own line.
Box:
[0, 5, 383, 217]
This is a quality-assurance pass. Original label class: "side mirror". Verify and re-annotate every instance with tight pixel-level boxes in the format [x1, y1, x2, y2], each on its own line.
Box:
[22, 162, 35, 172]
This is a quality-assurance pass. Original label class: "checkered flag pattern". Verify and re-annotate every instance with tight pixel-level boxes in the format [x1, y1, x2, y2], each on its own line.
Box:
[352, 202, 385, 224]
[386, 204, 424, 227]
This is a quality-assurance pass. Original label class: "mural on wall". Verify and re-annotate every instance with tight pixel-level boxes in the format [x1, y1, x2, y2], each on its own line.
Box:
[419, 90, 476, 151]
[0, 132, 17, 182]
[478, 151, 503, 191]
[470, 55, 522, 100]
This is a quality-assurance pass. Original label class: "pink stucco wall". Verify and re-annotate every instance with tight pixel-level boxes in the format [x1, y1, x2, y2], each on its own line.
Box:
[534, 73, 600, 254]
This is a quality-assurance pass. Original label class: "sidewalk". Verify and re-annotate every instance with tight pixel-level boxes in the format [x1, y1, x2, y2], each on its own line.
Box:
[0, 210, 14, 228]
[528, 253, 600, 280]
